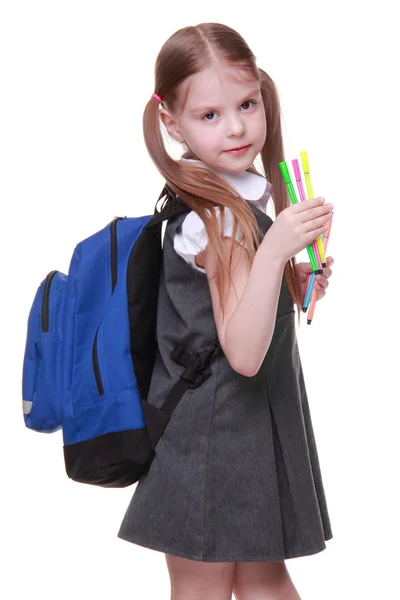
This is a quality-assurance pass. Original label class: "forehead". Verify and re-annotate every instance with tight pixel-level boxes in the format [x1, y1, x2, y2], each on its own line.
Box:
[178, 64, 259, 112]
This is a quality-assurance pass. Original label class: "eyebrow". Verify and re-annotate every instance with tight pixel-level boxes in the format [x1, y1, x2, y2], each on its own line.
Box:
[189, 88, 261, 114]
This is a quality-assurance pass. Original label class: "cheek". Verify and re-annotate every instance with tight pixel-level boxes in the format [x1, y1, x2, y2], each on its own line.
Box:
[189, 125, 218, 152]
[182, 123, 201, 146]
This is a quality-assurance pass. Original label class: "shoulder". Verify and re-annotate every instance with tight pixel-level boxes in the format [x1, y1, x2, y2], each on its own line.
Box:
[173, 210, 209, 258]
[173, 206, 244, 267]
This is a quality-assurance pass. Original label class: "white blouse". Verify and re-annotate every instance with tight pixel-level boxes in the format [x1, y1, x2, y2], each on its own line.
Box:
[173, 158, 272, 273]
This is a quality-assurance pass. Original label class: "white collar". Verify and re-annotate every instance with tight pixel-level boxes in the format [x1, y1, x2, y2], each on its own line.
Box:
[179, 157, 271, 212]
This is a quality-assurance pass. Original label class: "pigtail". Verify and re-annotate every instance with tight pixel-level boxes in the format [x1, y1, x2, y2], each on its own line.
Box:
[143, 96, 181, 188]
[258, 68, 302, 323]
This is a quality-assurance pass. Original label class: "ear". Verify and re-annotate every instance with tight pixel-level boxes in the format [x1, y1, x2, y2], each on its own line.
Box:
[159, 109, 185, 143]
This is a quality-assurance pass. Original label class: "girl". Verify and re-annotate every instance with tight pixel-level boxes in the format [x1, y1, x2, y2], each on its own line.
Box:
[118, 22, 334, 600]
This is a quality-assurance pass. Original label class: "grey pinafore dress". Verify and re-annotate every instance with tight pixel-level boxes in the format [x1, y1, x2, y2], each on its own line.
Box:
[117, 202, 333, 562]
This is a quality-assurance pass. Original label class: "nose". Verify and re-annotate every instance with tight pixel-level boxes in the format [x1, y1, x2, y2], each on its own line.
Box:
[226, 112, 245, 138]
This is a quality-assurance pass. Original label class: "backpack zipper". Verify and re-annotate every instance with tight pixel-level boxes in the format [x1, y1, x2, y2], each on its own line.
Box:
[110, 219, 118, 294]
[93, 216, 126, 393]
[110, 216, 126, 294]
[93, 217, 125, 394]
[41, 270, 59, 332]
[92, 323, 104, 395]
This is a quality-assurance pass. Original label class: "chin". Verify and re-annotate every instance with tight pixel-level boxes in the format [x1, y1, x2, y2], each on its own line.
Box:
[220, 156, 255, 173]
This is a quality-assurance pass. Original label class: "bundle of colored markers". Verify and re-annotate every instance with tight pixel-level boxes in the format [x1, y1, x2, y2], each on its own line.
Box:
[279, 151, 333, 325]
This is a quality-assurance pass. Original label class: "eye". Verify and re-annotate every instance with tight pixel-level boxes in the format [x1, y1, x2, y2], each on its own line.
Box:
[241, 100, 256, 110]
[202, 111, 218, 121]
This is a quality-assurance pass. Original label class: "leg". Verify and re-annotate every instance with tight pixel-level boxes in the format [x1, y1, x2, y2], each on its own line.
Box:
[165, 553, 236, 600]
[232, 561, 302, 600]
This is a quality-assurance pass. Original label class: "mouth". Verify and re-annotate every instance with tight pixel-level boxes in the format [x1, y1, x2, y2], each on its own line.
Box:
[225, 144, 250, 151]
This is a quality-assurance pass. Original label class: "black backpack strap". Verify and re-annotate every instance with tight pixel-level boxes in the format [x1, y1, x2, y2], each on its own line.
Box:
[140, 185, 219, 447]
[144, 185, 189, 229]
[141, 342, 221, 450]
[160, 343, 221, 417]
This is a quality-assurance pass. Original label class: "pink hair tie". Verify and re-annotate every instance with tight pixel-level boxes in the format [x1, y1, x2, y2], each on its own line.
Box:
[152, 92, 162, 103]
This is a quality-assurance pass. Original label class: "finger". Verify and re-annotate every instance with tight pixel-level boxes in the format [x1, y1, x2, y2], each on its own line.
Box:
[321, 266, 332, 279]
[314, 282, 327, 300]
[326, 256, 334, 266]
[300, 204, 333, 232]
[292, 197, 326, 213]
[301, 201, 333, 219]
[316, 275, 329, 290]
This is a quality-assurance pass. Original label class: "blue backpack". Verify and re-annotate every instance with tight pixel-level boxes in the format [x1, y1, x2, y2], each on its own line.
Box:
[22, 187, 220, 488]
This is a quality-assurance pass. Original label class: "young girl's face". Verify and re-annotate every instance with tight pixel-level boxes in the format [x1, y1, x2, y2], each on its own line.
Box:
[161, 63, 267, 174]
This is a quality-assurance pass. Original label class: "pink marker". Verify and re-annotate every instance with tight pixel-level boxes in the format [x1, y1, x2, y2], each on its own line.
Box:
[292, 159, 322, 270]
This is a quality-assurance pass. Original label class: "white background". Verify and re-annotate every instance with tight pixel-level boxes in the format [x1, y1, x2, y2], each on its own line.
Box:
[1, 1, 399, 598]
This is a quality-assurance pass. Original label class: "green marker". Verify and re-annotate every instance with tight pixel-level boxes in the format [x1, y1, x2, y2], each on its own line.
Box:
[279, 161, 320, 273]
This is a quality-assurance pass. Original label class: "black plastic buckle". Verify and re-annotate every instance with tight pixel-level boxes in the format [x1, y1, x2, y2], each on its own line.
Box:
[170, 343, 220, 387]
[181, 365, 212, 387]
[170, 345, 186, 364]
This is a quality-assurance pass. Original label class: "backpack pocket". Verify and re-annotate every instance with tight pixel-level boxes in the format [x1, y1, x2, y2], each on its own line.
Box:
[22, 270, 67, 433]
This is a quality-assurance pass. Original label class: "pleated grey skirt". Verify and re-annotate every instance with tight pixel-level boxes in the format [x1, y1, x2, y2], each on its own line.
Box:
[117, 314, 333, 562]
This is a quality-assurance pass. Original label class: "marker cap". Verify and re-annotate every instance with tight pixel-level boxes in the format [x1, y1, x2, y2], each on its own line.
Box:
[300, 151, 309, 173]
[279, 161, 291, 184]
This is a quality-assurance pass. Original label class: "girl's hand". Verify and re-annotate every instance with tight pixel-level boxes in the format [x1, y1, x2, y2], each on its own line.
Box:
[262, 198, 333, 265]
[296, 256, 334, 301]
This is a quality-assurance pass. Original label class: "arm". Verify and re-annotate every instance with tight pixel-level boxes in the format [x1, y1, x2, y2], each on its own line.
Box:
[196, 197, 332, 376]
[197, 238, 285, 377]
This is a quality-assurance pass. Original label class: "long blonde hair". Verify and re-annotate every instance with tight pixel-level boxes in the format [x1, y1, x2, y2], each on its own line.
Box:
[143, 22, 302, 321]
